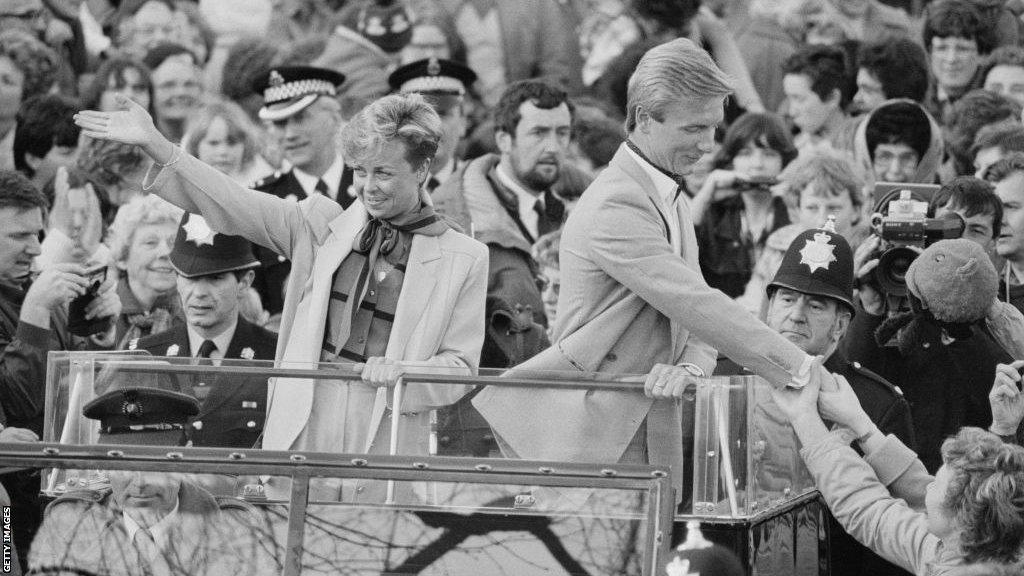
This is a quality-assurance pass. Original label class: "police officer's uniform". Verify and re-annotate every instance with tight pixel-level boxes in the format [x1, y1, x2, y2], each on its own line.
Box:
[387, 58, 477, 194]
[251, 66, 354, 315]
[30, 387, 277, 576]
[129, 214, 277, 449]
[767, 222, 915, 576]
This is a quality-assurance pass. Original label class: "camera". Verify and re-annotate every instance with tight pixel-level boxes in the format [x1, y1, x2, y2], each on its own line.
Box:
[732, 175, 777, 193]
[866, 189, 964, 297]
[67, 264, 110, 336]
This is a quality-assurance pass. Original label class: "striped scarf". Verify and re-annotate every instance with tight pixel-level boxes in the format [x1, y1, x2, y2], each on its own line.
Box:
[322, 202, 449, 360]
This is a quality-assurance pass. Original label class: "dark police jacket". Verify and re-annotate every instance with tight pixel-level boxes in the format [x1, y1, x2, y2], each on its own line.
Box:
[251, 167, 354, 315]
[131, 318, 277, 448]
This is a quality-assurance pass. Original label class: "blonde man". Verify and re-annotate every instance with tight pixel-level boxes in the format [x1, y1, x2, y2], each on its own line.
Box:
[475, 38, 836, 502]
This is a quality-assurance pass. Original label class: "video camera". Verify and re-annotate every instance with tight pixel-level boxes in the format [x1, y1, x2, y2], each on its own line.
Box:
[866, 188, 964, 297]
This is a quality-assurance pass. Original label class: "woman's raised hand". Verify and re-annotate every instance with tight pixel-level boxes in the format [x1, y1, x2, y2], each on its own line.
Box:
[74, 94, 158, 147]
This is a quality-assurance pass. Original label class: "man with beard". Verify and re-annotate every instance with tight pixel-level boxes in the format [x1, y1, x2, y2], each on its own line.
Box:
[433, 79, 572, 328]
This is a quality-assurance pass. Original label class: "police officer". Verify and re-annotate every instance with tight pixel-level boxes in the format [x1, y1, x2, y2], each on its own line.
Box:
[29, 387, 277, 576]
[129, 213, 277, 448]
[764, 218, 915, 576]
[387, 57, 477, 194]
[251, 66, 352, 314]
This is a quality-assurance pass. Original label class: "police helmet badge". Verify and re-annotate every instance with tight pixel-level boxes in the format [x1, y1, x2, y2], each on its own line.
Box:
[799, 231, 837, 274]
[183, 215, 217, 246]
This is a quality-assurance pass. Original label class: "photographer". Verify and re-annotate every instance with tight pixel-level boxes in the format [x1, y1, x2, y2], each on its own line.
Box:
[0, 169, 120, 571]
[694, 112, 797, 297]
[840, 238, 1017, 472]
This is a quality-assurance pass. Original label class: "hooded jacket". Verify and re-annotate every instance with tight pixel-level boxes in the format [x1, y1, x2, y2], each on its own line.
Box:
[852, 99, 944, 186]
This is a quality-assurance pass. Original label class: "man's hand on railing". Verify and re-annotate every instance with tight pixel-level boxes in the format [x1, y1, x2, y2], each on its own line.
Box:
[644, 363, 702, 399]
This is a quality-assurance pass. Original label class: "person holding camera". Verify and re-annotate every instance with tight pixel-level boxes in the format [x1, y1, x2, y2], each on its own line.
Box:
[841, 238, 1018, 472]
[693, 112, 797, 297]
[0, 169, 121, 572]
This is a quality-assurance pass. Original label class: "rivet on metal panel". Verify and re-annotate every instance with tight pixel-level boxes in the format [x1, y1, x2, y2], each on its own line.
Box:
[474, 463, 492, 471]
[166, 452, 183, 460]
[229, 452, 245, 460]
[600, 468, 617, 477]
[290, 454, 307, 462]
[538, 467, 553, 474]
[42, 447, 60, 456]
[107, 450, 124, 458]
[351, 458, 367, 466]
[651, 470, 668, 478]
[413, 462, 428, 469]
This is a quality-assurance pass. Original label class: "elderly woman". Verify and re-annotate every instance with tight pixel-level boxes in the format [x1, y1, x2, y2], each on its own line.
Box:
[75, 90, 488, 501]
[772, 368, 1024, 575]
[181, 98, 272, 185]
[107, 194, 184, 349]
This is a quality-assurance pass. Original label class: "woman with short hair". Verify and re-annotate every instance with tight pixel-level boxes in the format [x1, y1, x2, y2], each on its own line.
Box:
[75, 91, 488, 502]
[772, 370, 1024, 575]
[106, 194, 184, 349]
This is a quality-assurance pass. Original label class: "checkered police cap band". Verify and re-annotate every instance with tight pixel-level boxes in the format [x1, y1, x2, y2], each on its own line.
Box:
[264, 79, 338, 105]
[400, 76, 466, 95]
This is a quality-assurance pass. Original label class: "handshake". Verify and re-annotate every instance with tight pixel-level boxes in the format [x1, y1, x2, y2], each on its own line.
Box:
[642, 355, 838, 400]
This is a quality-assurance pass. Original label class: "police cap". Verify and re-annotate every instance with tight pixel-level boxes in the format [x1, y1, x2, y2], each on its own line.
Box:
[768, 218, 856, 314]
[83, 387, 200, 446]
[388, 57, 477, 96]
[253, 66, 346, 122]
[170, 213, 259, 279]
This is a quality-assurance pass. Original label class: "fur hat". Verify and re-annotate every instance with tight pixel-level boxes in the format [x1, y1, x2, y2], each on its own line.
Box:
[905, 239, 997, 323]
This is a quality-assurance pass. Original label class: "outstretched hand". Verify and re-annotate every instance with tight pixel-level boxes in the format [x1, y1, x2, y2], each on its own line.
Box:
[74, 94, 158, 148]
[990, 361, 1024, 436]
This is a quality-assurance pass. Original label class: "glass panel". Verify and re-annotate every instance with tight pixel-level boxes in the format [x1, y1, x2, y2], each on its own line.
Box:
[15, 449, 666, 576]
[689, 376, 815, 517]
[31, 469, 287, 576]
[298, 479, 649, 575]
[43, 353, 814, 521]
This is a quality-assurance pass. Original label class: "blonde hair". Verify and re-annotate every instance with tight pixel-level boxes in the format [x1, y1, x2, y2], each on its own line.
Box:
[341, 93, 442, 169]
[182, 98, 264, 167]
[625, 38, 734, 133]
[780, 149, 865, 210]
[106, 195, 183, 263]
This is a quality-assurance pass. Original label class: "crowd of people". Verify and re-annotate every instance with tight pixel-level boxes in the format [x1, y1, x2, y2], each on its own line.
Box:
[5, 0, 1024, 574]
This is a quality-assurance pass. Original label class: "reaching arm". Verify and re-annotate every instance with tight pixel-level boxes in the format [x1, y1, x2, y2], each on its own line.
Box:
[75, 96, 325, 260]
[582, 191, 808, 388]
